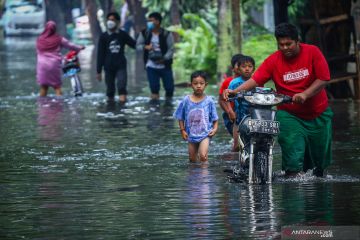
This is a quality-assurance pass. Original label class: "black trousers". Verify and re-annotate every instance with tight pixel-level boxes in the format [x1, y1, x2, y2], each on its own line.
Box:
[105, 68, 127, 98]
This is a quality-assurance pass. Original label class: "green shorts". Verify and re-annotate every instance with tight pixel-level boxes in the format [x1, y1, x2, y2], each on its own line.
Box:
[277, 107, 333, 172]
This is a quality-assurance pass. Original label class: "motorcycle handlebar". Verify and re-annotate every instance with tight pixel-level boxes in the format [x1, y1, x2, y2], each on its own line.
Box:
[282, 95, 293, 103]
[227, 91, 293, 104]
[227, 91, 249, 102]
[227, 95, 240, 102]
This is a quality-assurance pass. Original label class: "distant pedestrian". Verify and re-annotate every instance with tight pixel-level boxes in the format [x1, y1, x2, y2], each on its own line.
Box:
[136, 12, 175, 101]
[120, 2, 133, 34]
[96, 12, 136, 103]
[36, 21, 84, 96]
[173, 71, 218, 162]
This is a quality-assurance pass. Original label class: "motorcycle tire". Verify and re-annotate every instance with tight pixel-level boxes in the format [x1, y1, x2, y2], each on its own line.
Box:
[253, 151, 268, 184]
[70, 74, 83, 97]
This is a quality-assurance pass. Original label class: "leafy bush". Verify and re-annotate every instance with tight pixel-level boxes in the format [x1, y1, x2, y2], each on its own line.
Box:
[242, 34, 277, 67]
[170, 27, 277, 85]
[242, 34, 277, 89]
[168, 13, 217, 82]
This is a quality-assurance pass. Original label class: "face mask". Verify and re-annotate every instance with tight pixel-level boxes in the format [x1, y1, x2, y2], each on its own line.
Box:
[147, 21, 154, 30]
[107, 20, 116, 30]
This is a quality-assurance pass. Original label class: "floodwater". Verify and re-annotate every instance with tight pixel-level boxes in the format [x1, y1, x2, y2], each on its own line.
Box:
[1, 37, 360, 239]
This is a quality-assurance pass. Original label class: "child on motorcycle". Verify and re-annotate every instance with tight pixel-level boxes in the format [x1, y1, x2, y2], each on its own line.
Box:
[228, 55, 255, 151]
[173, 71, 219, 162]
[218, 54, 243, 152]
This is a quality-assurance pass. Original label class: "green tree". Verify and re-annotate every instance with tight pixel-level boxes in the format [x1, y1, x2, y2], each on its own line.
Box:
[217, 0, 233, 79]
[168, 14, 217, 81]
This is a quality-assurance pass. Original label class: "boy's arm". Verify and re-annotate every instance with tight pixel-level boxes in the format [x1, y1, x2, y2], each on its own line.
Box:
[96, 35, 105, 74]
[125, 32, 136, 49]
[178, 120, 188, 140]
[136, 32, 145, 51]
[163, 32, 174, 60]
[96, 34, 106, 81]
[218, 94, 236, 122]
[293, 79, 328, 104]
[223, 78, 258, 100]
[209, 120, 218, 137]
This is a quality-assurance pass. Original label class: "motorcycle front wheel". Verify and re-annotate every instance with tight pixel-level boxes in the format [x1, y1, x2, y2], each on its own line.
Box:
[69, 74, 83, 97]
[253, 151, 268, 184]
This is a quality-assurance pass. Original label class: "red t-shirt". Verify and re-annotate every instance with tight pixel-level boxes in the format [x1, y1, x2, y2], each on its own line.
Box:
[219, 76, 235, 109]
[219, 76, 234, 94]
[252, 43, 330, 120]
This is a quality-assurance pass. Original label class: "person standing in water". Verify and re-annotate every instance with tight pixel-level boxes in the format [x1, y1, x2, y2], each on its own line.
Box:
[96, 12, 136, 103]
[174, 71, 218, 163]
[224, 23, 332, 177]
[36, 21, 84, 97]
[136, 12, 175, 101]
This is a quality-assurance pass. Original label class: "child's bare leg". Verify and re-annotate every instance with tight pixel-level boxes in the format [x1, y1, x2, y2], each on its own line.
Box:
[40, 85, 48, 97]
[232, 124, 240, 152]
[54, 87, 62, 96]
[188, 142, 198, 162]
[198, 137, 210, 162]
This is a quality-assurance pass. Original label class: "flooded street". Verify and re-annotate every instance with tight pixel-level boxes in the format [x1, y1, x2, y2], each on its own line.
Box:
[1, 37, 360, 239]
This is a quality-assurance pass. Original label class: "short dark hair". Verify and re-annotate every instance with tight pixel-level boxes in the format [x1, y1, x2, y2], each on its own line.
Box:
[148, 12, 162, 23]
[274, 23, 299, 41]
[236, 55, 255, 68]
[107, 12, 120, 21]
[190, 70, 208, 82]
[231, 54, 244, 68]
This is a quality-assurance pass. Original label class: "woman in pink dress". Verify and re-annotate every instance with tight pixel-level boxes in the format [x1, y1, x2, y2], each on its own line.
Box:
[36, 21, 84, 96]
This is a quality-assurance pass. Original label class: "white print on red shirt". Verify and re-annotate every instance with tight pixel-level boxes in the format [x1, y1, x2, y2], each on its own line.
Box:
[283, 68, 309, 83]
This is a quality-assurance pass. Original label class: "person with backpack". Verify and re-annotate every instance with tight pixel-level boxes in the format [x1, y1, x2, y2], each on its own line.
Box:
[136, 12, 175, 101]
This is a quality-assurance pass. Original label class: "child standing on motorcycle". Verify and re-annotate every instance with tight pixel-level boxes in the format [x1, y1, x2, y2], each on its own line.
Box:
[173, 71, 219, 162]
[228, 55, 255, 151]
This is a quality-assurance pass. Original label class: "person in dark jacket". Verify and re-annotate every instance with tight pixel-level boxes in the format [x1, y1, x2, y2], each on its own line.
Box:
[97, 12, 136, 103]
[136, 12, 175, 101]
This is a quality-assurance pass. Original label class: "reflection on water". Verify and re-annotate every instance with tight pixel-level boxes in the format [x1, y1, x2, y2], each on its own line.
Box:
[277, 183, 334, 226]
[221, 183, 278, 239]
[184, 164, 217, 239]
[1, 37, 360, 239]
[37, 97, 64, 141]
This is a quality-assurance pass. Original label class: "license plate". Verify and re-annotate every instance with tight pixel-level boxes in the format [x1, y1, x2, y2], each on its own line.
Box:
[248, 119, 280, 134]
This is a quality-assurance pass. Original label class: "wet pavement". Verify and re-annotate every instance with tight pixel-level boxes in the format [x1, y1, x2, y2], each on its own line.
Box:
[1, 37, 360, 239]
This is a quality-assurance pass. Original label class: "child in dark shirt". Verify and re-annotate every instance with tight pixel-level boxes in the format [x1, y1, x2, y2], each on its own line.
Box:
[96, 12, 136, 103]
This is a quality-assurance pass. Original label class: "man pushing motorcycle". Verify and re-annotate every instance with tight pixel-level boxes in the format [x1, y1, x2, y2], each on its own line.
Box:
[223, 23, 333, 178]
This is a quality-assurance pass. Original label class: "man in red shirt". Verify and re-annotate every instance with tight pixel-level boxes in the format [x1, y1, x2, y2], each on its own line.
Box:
[219, 54, 242, 151]
[224, 23, 333, 177]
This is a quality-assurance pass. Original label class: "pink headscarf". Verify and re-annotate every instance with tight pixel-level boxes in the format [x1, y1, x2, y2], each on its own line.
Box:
[36, 21, 62, 52]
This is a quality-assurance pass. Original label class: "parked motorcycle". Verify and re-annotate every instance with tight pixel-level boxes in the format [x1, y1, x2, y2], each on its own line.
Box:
[62, 51, 83, 97]
[228, 87, 292, 184]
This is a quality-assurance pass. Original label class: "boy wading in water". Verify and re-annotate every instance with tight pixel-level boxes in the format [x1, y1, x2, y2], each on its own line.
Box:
[174, 71, 219, 162]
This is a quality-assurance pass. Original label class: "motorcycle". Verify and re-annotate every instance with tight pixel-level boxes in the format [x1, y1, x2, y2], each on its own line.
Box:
[62, 50, 84, 97]
[228, 87, 292, 184]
